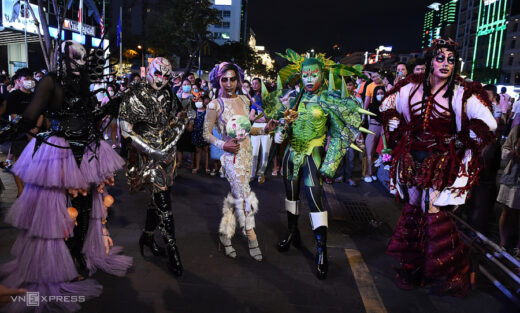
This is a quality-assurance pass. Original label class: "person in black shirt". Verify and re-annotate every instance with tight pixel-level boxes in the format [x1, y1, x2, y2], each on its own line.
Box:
[5, 68, 41, 196]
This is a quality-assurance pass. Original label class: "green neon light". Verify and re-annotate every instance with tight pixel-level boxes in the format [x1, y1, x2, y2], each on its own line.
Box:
[496, 28, 505, 69]
[495, 0, 507, 71]
[491, 1, 499, 68]
[486, 32, 492, 67]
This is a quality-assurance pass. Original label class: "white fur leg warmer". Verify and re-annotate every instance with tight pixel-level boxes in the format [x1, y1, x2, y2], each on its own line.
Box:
[219, 193, 236, 240]
[235, 192, 259, 235]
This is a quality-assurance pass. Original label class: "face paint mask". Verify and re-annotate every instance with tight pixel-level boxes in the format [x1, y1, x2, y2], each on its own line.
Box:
[195, 101, 203, 109]
[182, 85, 192, 93]
[301, 64, 323, 93]
[376, 95, 384, 102]
[23, 80, 35, 90]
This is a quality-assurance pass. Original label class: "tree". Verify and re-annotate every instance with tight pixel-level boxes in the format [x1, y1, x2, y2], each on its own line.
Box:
[212, 43, 276, 80]
[144, 0, 221, 73]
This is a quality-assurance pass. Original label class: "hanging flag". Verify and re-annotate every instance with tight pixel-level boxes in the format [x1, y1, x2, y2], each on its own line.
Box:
[78, 0, 84, 35]
[117, 13, 121, 47]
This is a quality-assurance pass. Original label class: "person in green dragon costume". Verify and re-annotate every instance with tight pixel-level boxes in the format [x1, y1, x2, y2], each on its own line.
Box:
[262, 49, 374, 279]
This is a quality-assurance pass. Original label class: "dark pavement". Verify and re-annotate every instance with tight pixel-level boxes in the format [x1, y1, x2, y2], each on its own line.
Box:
[0, 162, 515, 313]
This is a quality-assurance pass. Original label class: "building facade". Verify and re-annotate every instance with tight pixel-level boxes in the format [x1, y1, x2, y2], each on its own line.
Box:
[501, 8, 520, 85]
[456, 0, 516, 83]
[421, 1, 458, 48]
[0, 0, 104, 75]
[208, 0, 247, 45]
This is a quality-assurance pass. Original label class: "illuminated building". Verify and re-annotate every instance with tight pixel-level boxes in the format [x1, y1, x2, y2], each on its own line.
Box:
[501, 1, 520, 85]
[209, 0, 248, 45]
[456, 0, 516, 82]
[421, 1, 459, 48]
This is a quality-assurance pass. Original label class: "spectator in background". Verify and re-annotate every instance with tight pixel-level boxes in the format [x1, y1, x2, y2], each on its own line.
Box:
[412, 58, 426, 75]
[186, 72, 196, 85]
[511, 96, 520, 129]
[34, 71, 44, 82]
[242, 80, 252, 97]
[364, 72, 383, 110]
[5, 68, 43, 196]
[394, 62, 408, 85]
[363, 86, 385, 183]
[192, 82, 202, 100]
[0, 75, 9, 102]
[177, 78, 196, 168]
[335, 77, 361, 186]
[119, 77, 129, 92]
[497, 125, 520, 256]
[130, 72, 140, 84]
[101, 84, 120, 148]
[499, 87, 511, 127]
[382, 72, 394, 91]
[250, 77, 272, 182]
[251, 78, 262, 105]
[192, 95, 210, 175]
[200, 79, 210, 95]
[172, 75, 182, 95]
[484, 84, 501, 125]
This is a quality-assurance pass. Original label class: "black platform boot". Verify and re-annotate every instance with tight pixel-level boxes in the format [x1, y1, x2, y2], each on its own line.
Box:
[66, 193, 92, 275]
[155, 190, 183, 277]
[277, 212, 301, 252]
[314, 226, 328, 280]
[139, 207, 166, 257]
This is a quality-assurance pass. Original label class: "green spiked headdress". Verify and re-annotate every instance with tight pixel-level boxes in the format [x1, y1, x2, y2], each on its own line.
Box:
[276, 48, 365, 89]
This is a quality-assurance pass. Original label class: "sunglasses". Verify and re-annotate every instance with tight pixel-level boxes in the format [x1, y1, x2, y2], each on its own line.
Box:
[435, 54, 456, 65]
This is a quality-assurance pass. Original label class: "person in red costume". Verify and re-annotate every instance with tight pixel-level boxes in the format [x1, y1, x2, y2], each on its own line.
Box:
[380, 39, 497, 297]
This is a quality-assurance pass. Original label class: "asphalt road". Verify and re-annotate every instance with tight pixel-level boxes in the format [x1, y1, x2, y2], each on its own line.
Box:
[0, 163, 515, 313]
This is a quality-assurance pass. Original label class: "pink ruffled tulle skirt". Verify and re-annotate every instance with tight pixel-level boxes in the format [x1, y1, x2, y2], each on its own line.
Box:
[1, 137, 132, 312]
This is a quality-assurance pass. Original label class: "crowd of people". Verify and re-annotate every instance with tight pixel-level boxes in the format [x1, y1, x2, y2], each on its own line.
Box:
[0, 36, 518, 311]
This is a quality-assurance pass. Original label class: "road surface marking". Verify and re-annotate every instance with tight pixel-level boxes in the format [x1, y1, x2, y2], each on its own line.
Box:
[324, 184, 388, 313]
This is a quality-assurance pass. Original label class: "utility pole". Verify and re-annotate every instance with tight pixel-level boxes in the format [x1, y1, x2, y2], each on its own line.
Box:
[119, 6, 122, 77]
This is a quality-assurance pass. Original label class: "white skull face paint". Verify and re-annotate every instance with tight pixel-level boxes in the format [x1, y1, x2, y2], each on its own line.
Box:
[146, 57, 172, 90]
[60, 40, 87, 76]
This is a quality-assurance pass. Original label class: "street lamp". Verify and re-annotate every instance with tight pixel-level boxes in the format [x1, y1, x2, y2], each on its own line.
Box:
[137, 45, 144, 77]
[137, 45, 144, 67]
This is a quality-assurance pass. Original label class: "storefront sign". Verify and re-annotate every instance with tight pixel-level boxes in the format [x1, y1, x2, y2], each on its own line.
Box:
[63, 18, 96, 36]
[2, 0, 43, 34]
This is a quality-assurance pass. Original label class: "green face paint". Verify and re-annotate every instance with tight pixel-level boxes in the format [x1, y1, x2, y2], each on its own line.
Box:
[301, 64, 323, 93]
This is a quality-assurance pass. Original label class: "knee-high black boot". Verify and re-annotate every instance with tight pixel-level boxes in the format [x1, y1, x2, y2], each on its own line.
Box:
[139, 205, 166, 257]
[154, 190, 183, 277]
[66, 193, 92, 274]
[277, 199, 301, 252]
[314, 226, 328, 280]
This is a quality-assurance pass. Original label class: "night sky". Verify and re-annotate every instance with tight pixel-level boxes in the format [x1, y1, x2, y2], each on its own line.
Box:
[248, 0, 432, 55]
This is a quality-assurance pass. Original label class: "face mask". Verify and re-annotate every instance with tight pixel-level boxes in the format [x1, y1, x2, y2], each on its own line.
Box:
[376, 95, 384, 102]
[35, 76, 41, 81]
[108, 91, 115, 97]
[182, 85, 191, 93]
[23, 80, 35, 90]
[193, 88, 199, 93]
[195, 101, 203, 109]
[109, 78, 114, 82]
